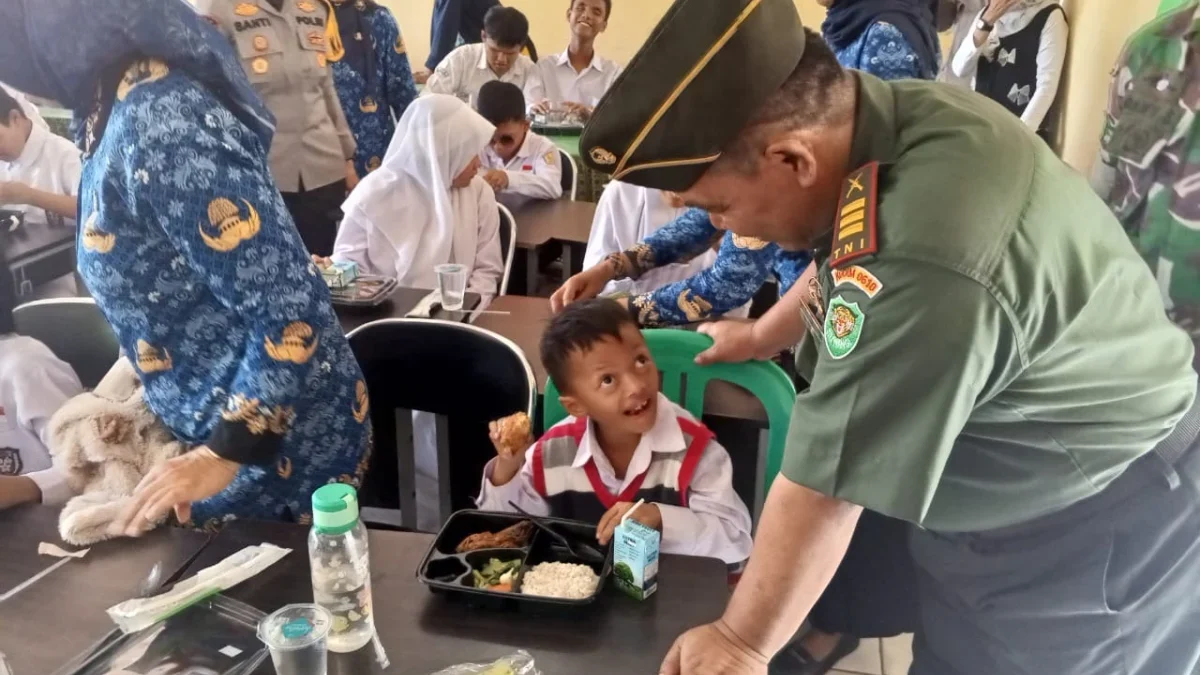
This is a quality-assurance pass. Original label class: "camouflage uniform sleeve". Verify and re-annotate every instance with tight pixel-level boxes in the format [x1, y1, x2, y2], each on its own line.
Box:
[377, 8, 417, 120]
[628, 232, 776, 327]
[782, 257, 1020, 525]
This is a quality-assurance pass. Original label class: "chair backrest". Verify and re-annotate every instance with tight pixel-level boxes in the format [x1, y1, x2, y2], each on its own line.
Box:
[13, 298, 119, 389]
[559, 149, 577, 201]
[496, 204, 517, 295]
[348, 319, 536, 530]
[544, 329, 795, 494]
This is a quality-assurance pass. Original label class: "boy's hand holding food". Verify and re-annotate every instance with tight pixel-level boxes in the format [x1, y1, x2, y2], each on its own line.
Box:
[488, 412, 533, 486]
[597, 501, 663, 545]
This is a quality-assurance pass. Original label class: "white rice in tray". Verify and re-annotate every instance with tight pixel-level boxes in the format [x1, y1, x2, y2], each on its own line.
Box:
[519, 562, 600, 599]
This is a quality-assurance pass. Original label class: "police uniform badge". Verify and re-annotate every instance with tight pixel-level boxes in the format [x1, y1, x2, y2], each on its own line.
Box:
[317, 52, 327, 68]
[297, 0, 317, 12]
[829, 162, 880, 269]
[252, 57, 270, 74]
[253, 35, 269, 52]
[360, 97, 378, 113]
[234, 2, 259, 16]
[306, 30, 325, 48]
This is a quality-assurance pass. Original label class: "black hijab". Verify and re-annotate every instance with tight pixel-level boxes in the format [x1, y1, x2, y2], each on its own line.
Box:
[332, 0, 381, 101]
[821, 0, 940, 79]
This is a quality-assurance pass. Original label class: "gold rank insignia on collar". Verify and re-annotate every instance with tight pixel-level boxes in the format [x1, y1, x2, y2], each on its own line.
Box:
[829, 161, 880, 269]
[234, 2, 259, 16]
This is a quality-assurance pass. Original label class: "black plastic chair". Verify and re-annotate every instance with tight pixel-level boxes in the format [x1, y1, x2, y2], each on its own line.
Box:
[347, 319, 537, 531]
[13, 298, 119, 389]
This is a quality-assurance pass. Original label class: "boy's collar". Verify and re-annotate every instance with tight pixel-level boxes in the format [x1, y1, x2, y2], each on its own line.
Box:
[555, 48, 605, 73]
[571, 392, 686, 469]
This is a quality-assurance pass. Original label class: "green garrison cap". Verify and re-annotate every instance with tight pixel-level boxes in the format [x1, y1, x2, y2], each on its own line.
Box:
[580, 0, 806, 192]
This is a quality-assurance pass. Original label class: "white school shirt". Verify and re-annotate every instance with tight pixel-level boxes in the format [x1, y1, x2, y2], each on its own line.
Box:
[0, 123, 82, 227]
[424, 44, 545, 110]
[536, 49, 622, 109]
[950, 2, 1068, 131]
[476, 394, 754, 565]
[479, 130, 563, 211]
[0, 334, 83, 505]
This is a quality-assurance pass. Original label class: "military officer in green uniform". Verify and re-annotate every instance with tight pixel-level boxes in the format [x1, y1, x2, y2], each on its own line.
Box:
[579, 1, 1200, 674]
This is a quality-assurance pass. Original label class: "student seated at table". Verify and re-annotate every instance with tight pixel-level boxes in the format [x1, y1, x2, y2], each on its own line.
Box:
[0, 248, 83, 510]
[332, 94, 505, 303]
[583, 180, 727, 302]
[1, 82, 48, 131]
[475, 81, 563, 211]
[531, 0, 621, 120]
[424, 6, 543, 108]
[477, 298, 753, 568]
[0, 87, 80, 228]
[553, 207, 810, 326]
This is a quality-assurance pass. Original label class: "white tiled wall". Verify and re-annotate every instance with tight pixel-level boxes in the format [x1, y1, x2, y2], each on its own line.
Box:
[831, 634, 913, 675]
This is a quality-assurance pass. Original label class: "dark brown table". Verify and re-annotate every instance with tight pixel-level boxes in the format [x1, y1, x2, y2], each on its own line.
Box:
[0, 506, 210, 675]
[336, 287, 482, 334]
[181, 519, 729, 675]
[512, 200, 597, 292]
[5, 216, 75, 297]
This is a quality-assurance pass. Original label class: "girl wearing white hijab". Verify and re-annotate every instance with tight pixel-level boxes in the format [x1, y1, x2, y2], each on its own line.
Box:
[951, 0, 1068, 136]
[333, 94, 505, 304]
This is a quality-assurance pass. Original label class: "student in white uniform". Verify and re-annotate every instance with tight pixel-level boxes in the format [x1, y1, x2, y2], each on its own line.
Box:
[0, 82, 48, 130]
[424, 6, 543, 108]
[532, 0, 621, 119]
[332, 94, 505, 304]
[0, 250, 83, 509]
[475, 81, 563, 211]
[0, 87, 81, 227]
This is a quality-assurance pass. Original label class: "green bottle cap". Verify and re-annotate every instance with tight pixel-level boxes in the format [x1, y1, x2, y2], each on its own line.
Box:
[312, 484, 360, 534]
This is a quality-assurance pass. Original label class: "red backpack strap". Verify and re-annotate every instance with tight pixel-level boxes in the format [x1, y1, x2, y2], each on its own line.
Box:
[674, 417, 715, 508]
[532, 417, 588, 498]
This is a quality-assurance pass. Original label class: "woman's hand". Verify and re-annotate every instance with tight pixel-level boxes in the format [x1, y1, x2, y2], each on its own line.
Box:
[982, 0, 1021, 23]
[111, 448, 240, 537]
[345, 161, 360, 193]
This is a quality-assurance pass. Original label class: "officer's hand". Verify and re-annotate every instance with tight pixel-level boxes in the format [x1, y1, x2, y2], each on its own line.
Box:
[660, 622, 770, 675]
[483, 169, 509, 191]
[695, 320, 761, 365]
[550, 265, 614, 313]
[413, 68, 432, 85]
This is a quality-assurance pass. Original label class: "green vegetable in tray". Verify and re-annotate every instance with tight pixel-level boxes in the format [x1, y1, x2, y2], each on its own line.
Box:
[472, 558, 521, 591]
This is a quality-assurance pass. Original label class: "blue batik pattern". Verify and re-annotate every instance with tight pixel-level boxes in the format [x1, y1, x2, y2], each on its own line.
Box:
[77, 63, 370, 530]
[625, 209, 811, 327]
[331, 7, 417, 177]
[834, 21, 937, 81]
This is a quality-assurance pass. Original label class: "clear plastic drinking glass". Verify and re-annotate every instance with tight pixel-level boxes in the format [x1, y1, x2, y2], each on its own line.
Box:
[435, 263, 468, 311]
[257, 603, 332, 675]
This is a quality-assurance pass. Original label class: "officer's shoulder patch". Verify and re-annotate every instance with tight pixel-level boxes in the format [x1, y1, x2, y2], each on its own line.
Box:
[829, 161, 879, 269]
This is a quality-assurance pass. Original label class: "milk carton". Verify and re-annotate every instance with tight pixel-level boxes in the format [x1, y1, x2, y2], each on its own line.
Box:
[320, 261, 359, 289]
[612, 518, 659, 600]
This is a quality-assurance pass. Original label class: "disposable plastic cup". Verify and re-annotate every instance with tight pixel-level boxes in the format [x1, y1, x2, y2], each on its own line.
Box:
[435, 263, 468, 311]
[257, 603, 332, 675]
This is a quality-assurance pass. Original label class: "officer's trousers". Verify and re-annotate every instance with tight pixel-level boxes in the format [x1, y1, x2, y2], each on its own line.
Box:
[909, 444, 1200, 675]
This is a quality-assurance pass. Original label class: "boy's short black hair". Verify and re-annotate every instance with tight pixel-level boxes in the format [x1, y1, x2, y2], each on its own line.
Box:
[483, 6, 530, 48]
[568, 0, 612, 19]
[0, 235, 16, 335]
[476, 81, 527, 126]
[0, 88, 24, 127]
[541, 298, 639, 392]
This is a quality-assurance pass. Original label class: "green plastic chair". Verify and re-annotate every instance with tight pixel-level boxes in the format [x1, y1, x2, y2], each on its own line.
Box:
[543, 329, 797, 494]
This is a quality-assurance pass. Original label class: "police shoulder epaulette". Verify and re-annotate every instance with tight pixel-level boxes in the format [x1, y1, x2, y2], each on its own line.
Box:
[829, 161, 880, 269]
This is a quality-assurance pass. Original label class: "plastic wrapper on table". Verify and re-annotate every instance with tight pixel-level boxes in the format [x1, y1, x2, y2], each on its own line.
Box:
[431, 650, 541, 675]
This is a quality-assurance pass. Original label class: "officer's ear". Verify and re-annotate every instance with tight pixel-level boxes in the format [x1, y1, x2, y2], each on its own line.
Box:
[763, 135, 819, 189]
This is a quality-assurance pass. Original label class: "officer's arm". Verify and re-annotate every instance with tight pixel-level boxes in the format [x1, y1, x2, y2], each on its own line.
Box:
[720, 477, 862, 658]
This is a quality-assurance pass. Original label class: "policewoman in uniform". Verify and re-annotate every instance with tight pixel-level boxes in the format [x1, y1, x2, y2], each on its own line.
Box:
[195, 0, 358, 256]
[580, 1, 1200, 674]
[328, 0, 418, 178]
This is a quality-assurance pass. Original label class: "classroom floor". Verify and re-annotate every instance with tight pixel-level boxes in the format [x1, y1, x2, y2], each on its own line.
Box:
[834, 634, 913, 675]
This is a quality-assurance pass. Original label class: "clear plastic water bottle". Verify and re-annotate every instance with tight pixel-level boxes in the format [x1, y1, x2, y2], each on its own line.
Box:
[309, 484, 375, 653]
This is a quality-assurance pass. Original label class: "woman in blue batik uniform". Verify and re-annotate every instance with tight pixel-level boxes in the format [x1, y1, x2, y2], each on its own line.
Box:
[0, 0, 371, 534]
[329, 0, 418, 177]
[818, 0, 941, 81]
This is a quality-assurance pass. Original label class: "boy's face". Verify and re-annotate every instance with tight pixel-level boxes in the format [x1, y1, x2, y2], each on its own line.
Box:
[568, 0, 608, 41]
[482, 35, 523, 77]
[0, 111, 29, 162]
[560, 324, 661, 437]
[489, 120, 530, 163]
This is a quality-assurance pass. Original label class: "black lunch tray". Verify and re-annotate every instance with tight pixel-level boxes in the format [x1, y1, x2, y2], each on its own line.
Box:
[416, 510, 613, 610]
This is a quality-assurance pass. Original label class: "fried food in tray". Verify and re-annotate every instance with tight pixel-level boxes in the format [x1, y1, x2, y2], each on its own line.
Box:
[456, 520, 535, 553]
